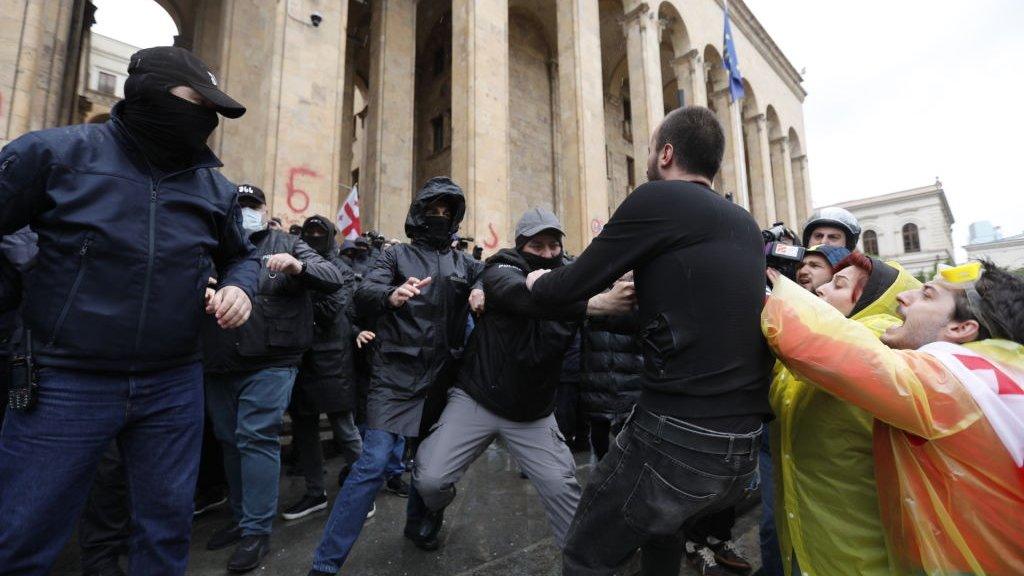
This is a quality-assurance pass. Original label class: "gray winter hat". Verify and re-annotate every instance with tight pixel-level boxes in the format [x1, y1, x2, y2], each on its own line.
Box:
[514, 207, 565, 242]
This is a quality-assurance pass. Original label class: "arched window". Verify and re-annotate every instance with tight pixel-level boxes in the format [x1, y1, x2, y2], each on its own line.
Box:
[902, 223, 920, 253]
[862, 230, 878, 256]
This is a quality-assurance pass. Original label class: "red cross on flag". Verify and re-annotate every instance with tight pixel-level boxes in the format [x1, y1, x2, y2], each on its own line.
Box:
[337, 185, 361, 240]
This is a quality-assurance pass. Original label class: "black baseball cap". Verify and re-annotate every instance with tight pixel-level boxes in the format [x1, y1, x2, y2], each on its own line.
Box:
[236, 184, 266, 206]
[515, 207, 565, 239]
[128, 46, 246, 118]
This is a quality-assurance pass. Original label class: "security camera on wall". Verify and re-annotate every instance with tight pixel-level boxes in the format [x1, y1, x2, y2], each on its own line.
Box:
[310, 12, 323, 27]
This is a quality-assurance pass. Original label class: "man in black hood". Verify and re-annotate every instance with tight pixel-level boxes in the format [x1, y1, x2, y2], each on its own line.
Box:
[409, 207, 635, 552]
[0, 47, 257, 575]
[281, 216, 363, 522]
[307, 177, 485, 576]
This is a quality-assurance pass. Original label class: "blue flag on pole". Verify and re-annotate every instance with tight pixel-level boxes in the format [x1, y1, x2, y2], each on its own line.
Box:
[723, 3, 745, 102]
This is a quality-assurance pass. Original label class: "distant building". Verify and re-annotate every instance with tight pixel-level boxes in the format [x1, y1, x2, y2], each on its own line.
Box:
[965, 223, 1024, 271]
[831, 181, 955, 277]
[78, 32, 139, 124]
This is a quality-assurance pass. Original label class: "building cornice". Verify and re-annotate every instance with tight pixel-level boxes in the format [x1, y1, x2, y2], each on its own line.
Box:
[829, 183, 955, 227]
[965, 235, 1024, 251]
[715, 0, 807, 101]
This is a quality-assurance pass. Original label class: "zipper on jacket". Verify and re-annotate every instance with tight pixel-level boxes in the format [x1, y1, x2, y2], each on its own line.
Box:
[134, 183, 159, 351]
[49, 236, 93, 346]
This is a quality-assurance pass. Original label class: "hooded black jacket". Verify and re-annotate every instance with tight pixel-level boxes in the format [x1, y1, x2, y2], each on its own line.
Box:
[293, 216, 358, 415]
[354, 177, 484, 436]
[203, 228, 345, 373]
[458, 249, 587, 422]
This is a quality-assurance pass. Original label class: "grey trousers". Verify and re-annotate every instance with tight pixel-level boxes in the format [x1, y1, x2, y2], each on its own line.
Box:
[413, 388, 582, 547]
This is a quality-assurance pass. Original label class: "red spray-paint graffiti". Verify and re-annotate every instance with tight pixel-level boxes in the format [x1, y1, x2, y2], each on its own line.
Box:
[285, 167, 319, 214]
[483, 223, 499, 249]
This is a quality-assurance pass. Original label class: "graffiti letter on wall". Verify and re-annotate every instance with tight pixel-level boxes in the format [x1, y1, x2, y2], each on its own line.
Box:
[286, 167, 319, 214]
[484, 223, 499, 249]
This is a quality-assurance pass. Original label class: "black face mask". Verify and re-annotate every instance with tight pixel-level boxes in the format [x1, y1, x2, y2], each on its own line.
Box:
[520, 251, 563, 271]
[303, 235, 331, 256]
[421, 215, 451, 247]
[120, 73, 219, 171]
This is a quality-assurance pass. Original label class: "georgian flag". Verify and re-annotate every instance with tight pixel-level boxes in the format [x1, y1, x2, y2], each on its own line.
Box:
[921, 341, 1024, 473]
[337, 185, 361, 241]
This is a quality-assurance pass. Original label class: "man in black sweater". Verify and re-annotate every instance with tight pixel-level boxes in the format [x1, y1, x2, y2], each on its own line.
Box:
[526, 106, 773, 575]
[410, 208, 634, 551]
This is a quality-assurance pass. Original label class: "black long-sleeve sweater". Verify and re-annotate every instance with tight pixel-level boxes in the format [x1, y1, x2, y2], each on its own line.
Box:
[531, 180, 773, 422]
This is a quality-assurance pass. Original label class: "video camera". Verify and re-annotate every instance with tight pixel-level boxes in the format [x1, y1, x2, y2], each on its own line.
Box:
[762, 222, 804, 282]
[363, 231, 386, 250]
[453, 236, 475, 252]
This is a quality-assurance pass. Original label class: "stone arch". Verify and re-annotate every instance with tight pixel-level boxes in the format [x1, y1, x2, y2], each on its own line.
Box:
[508, 5, 558, 219]
[657, 1, 693, 111]
[413, 1, 453, 187]
[600, 0, 634, 213]
[766, 106, 795, 225]
[788, 127, 810, 223]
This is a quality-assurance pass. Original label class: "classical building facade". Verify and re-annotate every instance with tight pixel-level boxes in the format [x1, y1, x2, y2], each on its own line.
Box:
[834, 181, 955, 277]
[1, 0, 811, 253]
[965, 222, 1024, 271]
[78, 32, 140, 124]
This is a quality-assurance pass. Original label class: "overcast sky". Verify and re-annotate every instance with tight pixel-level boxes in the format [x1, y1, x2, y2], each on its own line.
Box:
[92, 0, 1023, 258]
[744, 0, 1024, 258]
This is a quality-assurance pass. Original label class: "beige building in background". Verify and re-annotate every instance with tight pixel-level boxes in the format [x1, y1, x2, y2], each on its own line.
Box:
[834, 181, 956, 277]
[1, 0, 812, 253]
[78, 32, 140, 124]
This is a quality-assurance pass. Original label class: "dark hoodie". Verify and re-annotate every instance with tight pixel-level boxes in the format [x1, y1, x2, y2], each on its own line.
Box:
[353, 177, 485, 436]
[457, 249, 587, 422]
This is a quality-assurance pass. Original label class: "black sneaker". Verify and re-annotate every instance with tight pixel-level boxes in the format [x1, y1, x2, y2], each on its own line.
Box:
[386, 475, 410, 497]
[685, 543, 732, 576]
[206, 521, 243, 551]
[710, 539, 752, 574]
[194, 487, 228, 517]
[227, 534, 270, 573]
[281, 493, 328, 521]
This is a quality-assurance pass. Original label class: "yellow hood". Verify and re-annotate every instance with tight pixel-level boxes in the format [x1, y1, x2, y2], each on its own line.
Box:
[850, 260, 921, 322]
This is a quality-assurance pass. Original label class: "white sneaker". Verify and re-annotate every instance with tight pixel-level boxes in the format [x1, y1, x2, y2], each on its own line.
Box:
[366, 502, 376, 519]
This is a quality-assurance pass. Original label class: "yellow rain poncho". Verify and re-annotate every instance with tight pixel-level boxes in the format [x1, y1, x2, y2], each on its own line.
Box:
[764, 275, 1024, 576]
[770, 262, 920, 576]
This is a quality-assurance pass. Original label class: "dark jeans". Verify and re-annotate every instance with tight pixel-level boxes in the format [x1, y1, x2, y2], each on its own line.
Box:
[292, 410, 362, 497]
[0, 363, 204, 575]
[562, 407, 760, 576]
[197, 411, 227, 495]
[79, 442, 131, 574]
[685, 506, 736, 544]
[589, 414, 628, 461]
[205, 367, 297, 536]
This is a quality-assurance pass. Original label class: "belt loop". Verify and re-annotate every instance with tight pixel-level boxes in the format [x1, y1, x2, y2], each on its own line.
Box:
[725, 435, 734, 461]
[654, 415, 664, 445]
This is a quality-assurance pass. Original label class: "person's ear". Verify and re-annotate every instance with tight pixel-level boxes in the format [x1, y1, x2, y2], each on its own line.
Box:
[943, 319, 981, 344]
[659, 143, 674, 169]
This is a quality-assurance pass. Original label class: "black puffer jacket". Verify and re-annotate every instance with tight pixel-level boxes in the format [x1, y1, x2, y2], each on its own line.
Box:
[204, 229, 345, 373]
[458, 249, 586, 422]
[293, 216, 357, 415]
[580, 313, 643, 418]
[355, 177, 484, 436]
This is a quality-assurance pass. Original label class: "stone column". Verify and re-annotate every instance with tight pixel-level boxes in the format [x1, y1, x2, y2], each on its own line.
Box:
[708, 85, 749, 209]
[363, 0, 416, 238]
[451, 0, 510, 253]
[742, 113, 776, 227]
[213, 0, 350, 229]
[621, 2, 664, 186]
[557, 0, 609, 254]
[791, 153, 811, 223]
[672, 49, 706, 108]
[337, 41, 357, 193]
[770, 135, 798, 226]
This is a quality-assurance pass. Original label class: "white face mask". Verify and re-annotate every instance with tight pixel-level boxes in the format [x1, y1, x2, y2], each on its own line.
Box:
[241, 207, 265, 232]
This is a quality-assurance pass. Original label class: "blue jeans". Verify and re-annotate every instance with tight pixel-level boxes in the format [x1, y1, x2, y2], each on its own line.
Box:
[312, 428, 402, 572]
[0, 363, 203, 576]
[358, 423, 405, 479]
[205, 367, 297, 536]
[758, 430, 785, 576]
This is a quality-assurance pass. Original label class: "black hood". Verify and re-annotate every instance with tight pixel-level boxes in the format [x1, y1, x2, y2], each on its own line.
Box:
[302, 214, 338, 256]
[404, 177, 466, 241]
[486, 248, 530, 272]
[850, 257, 899, 318]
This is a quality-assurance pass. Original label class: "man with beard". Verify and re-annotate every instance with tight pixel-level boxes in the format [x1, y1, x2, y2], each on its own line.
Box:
[410, 208, 635, 551]
[526, 106, 772, 575]
[764, 260, 1024, 575]
[282, 215, 361, 521]
[0, 47, 258, 575]
[307, 177, 484, 576]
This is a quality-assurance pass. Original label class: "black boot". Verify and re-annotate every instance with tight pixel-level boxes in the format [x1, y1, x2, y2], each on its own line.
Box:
[227, 534, 270, 573]
[413, 507, 444, 551]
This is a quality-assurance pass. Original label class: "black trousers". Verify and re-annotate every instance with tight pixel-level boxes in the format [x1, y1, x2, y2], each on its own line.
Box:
[685, 506, 737, 544]
[291, 410, 361, 497]
[562, 407, 760, 576]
